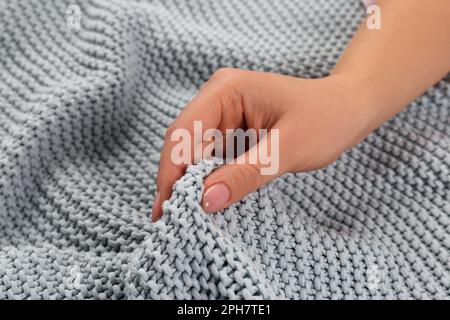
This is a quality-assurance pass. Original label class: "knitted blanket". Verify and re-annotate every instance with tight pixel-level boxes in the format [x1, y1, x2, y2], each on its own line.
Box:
[0, 0, 449, 299]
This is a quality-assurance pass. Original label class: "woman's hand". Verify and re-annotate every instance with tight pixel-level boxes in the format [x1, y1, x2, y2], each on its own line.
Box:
[151, 68, 376, 221]
[152, 0, 450, 222]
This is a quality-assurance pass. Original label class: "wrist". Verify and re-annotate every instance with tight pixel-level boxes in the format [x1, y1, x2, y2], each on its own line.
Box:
[328, 74, 381, 144]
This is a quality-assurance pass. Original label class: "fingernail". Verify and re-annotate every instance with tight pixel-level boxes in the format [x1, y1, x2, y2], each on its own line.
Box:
[202, 183, 230, 213]
[151, 192, 161, 222]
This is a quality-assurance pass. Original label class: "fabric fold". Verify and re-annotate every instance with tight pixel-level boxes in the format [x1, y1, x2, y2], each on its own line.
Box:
[0, 0, 448, 299]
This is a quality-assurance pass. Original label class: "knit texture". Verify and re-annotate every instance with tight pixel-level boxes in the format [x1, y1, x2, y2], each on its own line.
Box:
[0, 0, 449, 299]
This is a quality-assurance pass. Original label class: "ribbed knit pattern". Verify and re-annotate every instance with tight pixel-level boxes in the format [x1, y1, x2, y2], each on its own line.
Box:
[0, 0, 449, 299]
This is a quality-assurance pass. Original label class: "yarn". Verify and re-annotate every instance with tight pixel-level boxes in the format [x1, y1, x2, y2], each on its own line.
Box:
[0, 0, 449, 299]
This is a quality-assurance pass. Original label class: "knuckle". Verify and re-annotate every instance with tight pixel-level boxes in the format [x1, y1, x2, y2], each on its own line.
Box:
[208, 68, 246, 113]
[164, 121, 181, 141]
[230, 163, 262, 190]
[212, 67, 239, 80]
[211, 68, 245, 91]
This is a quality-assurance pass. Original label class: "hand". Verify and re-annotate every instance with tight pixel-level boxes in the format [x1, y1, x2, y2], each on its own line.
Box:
[152, 0, 450, 222]
[151, 68, 377, 222]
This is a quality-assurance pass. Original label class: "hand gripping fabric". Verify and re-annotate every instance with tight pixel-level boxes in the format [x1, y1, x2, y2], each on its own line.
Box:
[0, 0, 449, 299]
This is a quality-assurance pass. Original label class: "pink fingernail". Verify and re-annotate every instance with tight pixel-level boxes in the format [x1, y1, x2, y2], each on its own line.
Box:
[202, 183, 231, 213]
[151, 192, 161, 222]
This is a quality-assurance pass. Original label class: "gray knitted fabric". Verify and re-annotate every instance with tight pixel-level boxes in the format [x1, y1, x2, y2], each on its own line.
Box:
[0, 0, 449, 300]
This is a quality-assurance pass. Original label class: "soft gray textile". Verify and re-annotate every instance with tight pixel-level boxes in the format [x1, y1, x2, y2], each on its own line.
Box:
[0, 0, 449, 299]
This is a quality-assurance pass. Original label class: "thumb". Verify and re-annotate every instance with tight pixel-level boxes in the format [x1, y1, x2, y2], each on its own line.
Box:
[202, 130, 284, 213]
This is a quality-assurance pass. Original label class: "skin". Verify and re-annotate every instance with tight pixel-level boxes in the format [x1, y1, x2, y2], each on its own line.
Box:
[152, 0, 450, 222]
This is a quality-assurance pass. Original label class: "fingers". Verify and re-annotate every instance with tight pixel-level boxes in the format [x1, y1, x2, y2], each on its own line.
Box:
[151, 68, 247, 222]
[202, 126, 288, 213]
[151, 163, 185, 222]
